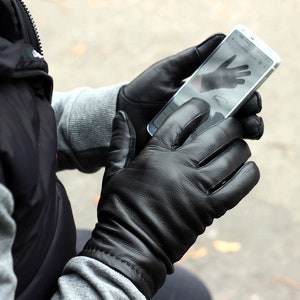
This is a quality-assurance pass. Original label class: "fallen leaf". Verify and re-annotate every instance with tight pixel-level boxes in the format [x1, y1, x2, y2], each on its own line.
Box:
[59, 0, 71, 12]
[93, 195, 100, 205]
[179, 246, 208, 262]
[274, 273, 300, 291]
[88, 0, 99, 6]
[213, 240, 241, 253]
[70, 43, 86, 57]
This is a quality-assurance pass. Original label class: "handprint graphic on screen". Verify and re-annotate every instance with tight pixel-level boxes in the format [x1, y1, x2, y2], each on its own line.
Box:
[191, 55, 251, 93]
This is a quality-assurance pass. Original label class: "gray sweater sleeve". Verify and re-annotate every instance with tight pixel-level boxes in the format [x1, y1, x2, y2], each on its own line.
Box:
[51, 86, 146, 298]
[0, 184, 17, 300]
[52, 84, 124, 173]
[52, 257, 146, 300]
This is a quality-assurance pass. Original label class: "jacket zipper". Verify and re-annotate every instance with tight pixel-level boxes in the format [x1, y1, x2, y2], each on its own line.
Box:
[13, 0, 43, 55]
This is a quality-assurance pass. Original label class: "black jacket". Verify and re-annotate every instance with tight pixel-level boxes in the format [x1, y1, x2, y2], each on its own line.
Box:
[0, 1, 76, 299]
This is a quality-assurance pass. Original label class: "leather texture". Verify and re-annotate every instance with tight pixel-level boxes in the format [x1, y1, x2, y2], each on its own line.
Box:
[81, 98, 260, 298]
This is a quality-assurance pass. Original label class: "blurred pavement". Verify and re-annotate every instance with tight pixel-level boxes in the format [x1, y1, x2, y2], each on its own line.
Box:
[27, 1, 300, 299]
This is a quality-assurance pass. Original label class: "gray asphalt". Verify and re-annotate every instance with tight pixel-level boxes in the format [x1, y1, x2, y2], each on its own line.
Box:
[28, 1, 300, 299]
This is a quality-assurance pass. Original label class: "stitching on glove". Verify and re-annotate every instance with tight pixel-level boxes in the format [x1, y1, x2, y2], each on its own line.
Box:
[82, 247, 152, 296]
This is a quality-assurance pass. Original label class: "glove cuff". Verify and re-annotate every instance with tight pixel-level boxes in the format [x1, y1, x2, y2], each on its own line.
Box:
[80, 235, 168, 299]
[116, 84, 127, 111]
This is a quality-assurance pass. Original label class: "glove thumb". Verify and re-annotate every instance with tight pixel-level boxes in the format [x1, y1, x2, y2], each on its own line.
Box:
[103, 111, 136, 183]
[195, 33, 225, 63]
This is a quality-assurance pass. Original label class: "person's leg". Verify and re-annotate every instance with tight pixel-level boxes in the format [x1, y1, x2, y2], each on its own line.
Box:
[76, 229, 92, 253]
[76, 230, 212, 300]
[151, 265, 212, 300]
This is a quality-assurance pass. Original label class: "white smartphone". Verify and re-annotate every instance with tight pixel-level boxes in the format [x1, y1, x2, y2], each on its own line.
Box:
[147, 24, 281, 137]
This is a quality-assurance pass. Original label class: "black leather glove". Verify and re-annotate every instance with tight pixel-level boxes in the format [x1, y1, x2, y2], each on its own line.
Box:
[117, 34, 224, 153]
[81, 98, 260, 298]
[235, 91, 263, 140]
[117, 34, 264, 154]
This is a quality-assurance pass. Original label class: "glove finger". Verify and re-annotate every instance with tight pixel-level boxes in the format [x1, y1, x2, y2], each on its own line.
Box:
[236, 91, 262, 116]
[168, 34, 225, 81]
[120, 34, 224, 110]
[195, 33, 225, 65]
[104, 111, 136, 183]
[152, 98, 210, 149]
[239, 115, 264, 140]
[184, 117, 244, 164]
[208, 161, 260, 218]
[195, 140, 251, 193]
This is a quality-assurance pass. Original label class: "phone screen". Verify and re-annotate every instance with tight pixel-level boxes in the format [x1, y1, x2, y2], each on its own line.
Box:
[148, 28, 278, 136]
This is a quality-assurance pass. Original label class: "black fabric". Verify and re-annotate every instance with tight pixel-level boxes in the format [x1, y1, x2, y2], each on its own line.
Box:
[17, 181, 76, 300]
[0, 1, 76, 298]
[0, 0, 21, 42]
[0, 38, 23, 76]
[0, 56, 76, 299]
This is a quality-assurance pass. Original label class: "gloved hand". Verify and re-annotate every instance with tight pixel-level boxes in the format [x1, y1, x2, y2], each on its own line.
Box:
[81, 98, 260, 298]
[117, 34, 264, 154]
[117, 34, 224, 153]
